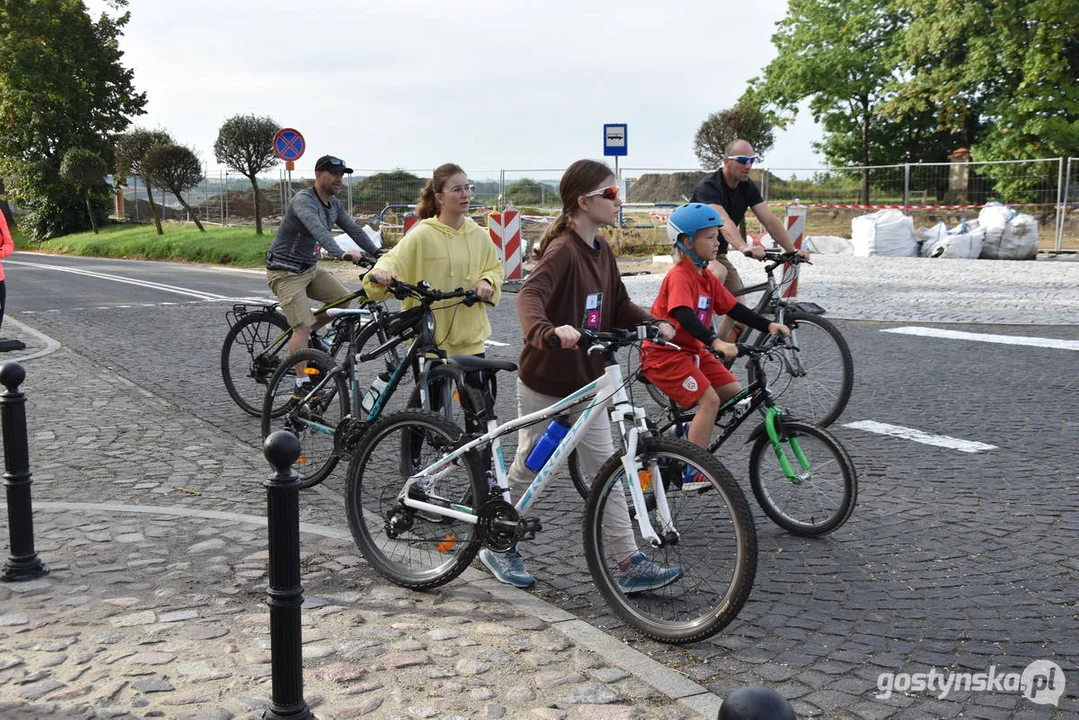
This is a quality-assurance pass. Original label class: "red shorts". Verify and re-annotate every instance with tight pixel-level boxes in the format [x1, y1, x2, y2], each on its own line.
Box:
[641, 344, 737, 410]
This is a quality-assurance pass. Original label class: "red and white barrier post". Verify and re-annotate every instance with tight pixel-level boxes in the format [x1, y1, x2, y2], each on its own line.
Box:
[488, 205, 522, 281]
[782, 203, 807, 299]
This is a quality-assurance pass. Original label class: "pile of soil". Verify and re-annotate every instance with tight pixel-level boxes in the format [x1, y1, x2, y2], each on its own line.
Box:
[627, 172, 707, 204]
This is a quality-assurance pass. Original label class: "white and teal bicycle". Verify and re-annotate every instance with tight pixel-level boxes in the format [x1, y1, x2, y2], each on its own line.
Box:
[343, 324, 758, 644]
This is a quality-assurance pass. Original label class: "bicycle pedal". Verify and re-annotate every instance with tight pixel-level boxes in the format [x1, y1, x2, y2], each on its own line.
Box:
[517, 516, 542, 541]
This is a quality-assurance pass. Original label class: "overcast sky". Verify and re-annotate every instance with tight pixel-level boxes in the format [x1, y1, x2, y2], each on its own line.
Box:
[87, 0, 825, 177]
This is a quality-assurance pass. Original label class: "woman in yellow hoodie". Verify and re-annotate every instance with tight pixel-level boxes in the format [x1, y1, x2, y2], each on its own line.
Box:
[364, 162, 503, 356]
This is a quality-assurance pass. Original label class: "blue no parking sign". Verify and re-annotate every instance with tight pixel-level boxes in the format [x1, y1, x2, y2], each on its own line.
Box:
[273, 128, 305, 162]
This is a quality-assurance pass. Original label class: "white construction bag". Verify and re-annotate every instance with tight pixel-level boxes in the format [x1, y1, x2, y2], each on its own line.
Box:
[851, 209, 917, 257]
[978, 203, 1038, 260]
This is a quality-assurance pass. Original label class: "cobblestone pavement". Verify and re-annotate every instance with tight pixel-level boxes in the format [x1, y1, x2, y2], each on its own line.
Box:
[1, 253, 1077, 719]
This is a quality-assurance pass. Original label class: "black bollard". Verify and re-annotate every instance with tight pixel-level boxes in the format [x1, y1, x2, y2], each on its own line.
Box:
[1, 362, 48, 582]
[262, 430, 315, 720]
[719, 686, 796, 720]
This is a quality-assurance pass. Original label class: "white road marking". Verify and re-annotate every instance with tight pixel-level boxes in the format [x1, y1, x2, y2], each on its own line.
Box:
[6, 259, 232, 301]
[843, 420, 997, 453]
[484, 339, 509, 347]
[882, 326, 1079, 351]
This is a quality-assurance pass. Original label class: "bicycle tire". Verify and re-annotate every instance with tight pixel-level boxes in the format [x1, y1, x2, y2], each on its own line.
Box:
[582, 437, 757, 644]
[261, 348, 350, 489]
[748, 419, 857, 536]
[344, 409, 485, 590]
[221, 311, 290, 417]
[568, 449, 591, 500]
[749, 311, 853, 427]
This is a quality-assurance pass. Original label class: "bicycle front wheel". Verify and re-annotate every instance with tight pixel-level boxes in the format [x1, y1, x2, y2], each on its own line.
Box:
[261, 348, 349, 489]
[345, 409, 485, 590]
[750, 311, 853, 427]
[749, 418, 857, 536]
[582, 437, 757, 644]
[221, 311, 290, 416]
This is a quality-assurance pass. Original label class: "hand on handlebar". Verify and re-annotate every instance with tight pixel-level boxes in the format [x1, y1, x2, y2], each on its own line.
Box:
[471, 278, 495, 302]
[710, 338, 740, 361]
[549, 325, 581, 349]
[369, 268, 395, 286]
[742, 245, 767, 260]
[768, 322, 790, 338]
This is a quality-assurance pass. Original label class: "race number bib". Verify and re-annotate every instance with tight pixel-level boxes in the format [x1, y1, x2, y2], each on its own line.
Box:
[582, 293, 603, 330]
[696, 295, 712, 325]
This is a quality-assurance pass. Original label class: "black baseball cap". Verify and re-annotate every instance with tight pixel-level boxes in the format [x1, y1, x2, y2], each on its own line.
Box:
[315, 155, 353, 173]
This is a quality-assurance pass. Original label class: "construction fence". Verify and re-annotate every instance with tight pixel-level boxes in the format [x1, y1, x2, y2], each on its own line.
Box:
[114, 157, 1078, 252]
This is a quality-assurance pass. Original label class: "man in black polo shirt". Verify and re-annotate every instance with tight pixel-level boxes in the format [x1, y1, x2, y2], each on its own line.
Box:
[691, 138, 806, 339]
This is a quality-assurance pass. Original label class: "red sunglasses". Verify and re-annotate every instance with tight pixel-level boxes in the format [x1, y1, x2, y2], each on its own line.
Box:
[583, 186, 620, 201]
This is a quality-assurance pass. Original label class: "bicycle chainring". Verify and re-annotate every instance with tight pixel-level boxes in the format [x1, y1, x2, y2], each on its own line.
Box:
[334, 417, 368, 456]
[476, 499, 520, 552]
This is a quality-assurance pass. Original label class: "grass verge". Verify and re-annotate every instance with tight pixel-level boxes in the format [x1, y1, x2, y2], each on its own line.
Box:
[12, 222, 271, 267]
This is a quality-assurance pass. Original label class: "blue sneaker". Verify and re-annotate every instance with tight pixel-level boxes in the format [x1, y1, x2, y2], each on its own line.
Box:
[308, 331, 330, 353]
[479, 546, 535, 588]
[618, 552, 682, 594]
[681, 465, 709, 488]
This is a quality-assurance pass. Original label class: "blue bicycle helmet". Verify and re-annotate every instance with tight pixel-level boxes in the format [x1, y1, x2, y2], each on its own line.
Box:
[667, 203, 723, 268]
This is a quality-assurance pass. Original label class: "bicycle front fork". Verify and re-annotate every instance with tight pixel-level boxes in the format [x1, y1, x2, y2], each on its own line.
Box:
[764, 408, 810, 482]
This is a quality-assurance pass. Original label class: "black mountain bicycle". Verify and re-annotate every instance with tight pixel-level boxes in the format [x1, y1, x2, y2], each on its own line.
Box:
[259, 279, 506, 488]
[220, 256, 381, 417]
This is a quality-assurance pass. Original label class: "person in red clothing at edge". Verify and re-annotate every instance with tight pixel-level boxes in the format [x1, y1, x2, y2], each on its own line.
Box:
[641, 203, 789, 481]
[478, 159, 680, 592]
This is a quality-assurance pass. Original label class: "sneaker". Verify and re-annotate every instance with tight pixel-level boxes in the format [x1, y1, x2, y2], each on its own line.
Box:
[308, 331, 330, 353]
[681, 465, 709, 488]
[291, 381, 327, 405]
[617, 552, 682, 594]
[479, 546, 536, 588]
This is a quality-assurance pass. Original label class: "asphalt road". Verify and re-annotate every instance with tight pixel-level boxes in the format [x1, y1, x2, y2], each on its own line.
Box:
[7, 252, 1077, 718]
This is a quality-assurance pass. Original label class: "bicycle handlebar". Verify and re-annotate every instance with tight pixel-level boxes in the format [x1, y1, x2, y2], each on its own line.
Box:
[386, 279, 493, 308]
[755, 249, 811, 271]
[545, 323, 663, 350]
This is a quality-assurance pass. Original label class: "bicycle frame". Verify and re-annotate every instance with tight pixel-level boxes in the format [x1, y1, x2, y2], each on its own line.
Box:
[399, 338, 679, 548]
[656, 348, 811, 483]
[294, 299, 450, 429]
[228, 286, 375, 355]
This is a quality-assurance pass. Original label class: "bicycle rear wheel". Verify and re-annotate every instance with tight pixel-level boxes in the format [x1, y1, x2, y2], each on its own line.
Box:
[344, 409, 485, 590]
[261, 348, 349, 489]
[750, 311, 853, 427]
[221, 311, 290, 416]
[748, 418, 856, 536]
[582, 437, 757, 644]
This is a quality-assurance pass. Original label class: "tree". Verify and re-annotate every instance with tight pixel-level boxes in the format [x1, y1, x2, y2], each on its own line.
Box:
[352, 170, 425, 211]
[59, 148, 107, 234]
[142, 144, 206, 231]
[115, 128, 174, 235]
[506, 178, 546, 206]
[0, 0, 145, 240]
[693, 102, 776, 169]
[744, 0, 911, 202]
[886, 0, 1079, 200]
[213, 114, 280, 235]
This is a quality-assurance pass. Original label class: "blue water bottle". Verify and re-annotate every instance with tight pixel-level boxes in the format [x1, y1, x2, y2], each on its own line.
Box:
[524, 416, 572, 472]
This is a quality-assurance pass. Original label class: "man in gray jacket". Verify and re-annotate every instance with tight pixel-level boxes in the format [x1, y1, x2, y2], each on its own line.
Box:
[266, 155, 379, 393]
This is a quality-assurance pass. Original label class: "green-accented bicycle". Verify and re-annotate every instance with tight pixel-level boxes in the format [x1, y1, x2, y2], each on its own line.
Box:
[220, 256, 381, 417]
[574, 333, 857, 537]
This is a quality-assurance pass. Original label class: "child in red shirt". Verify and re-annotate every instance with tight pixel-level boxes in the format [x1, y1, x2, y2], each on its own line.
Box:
[642, 203, 788, 456]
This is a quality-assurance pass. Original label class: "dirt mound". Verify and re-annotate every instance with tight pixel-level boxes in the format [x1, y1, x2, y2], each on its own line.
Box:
[627, 172, 706, 204]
